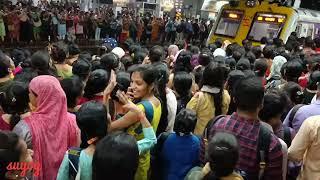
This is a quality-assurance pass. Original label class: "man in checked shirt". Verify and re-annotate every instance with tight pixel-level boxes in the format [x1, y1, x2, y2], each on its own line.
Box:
[202, 76, 284, 180]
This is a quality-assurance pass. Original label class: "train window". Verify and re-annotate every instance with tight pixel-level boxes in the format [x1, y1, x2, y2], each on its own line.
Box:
[247, 13, 286, 42]
[214, 10, 244, 37]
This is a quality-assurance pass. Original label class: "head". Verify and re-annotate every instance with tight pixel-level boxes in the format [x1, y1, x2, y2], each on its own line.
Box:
[116, 71, 131, 93]
[100, 53, 120, 72]
[225, 57, 236, 71]
[0, 82, 29, 128]
[283, 82, 303, 106]
[92, 132, 139, 180]
[72, 58, 92, 82]
[133, 51, 147, 65]
[51, 41, 69, 63]
[129, 64, 157, 100]
[173, 109, 197, 135]
[225, 43, 235, 57]
[83, 69, 110, 99]
[76, 101, 109, 148]
[190, 46, 200, 55]
[174, 51, 193, 73]
[121, 55, 134, 71]
[111, 47, 125, 59]
[168, 45, 179, 57]
[78, 52, 92, 62]
[307, 71, 320, 90]
[259, 92, 286, 128]
[60, 76, 84, 110]
[10, 48, 29, 67]
[68, 43, 80, 57]
[0, 131, 33, 179]
[232, 50, 244, 62]
[242, 39, 252, 52]
[198, 52, 213, 67]
[252, 46, 262, 59]
[0, 51, 12, 78]
[283, 60, 303, 82]
[268, 56, 287, 79]
[202, 62, 228, 115]
[263, 45, 276, 60]
[214, 39, 223, 48]
[234, 76, 264, 113]
[30, 51, 52, 76]
[173, 72, 193, 97]
[226, 70, 245, 95]
[213, 48, 226, 57]
[149, 45, 164, 63]
[28, 75, 66, 111]
[236, 58, 251, 71]
[204, 132, 239, 179]
[254, 58, 268, 77]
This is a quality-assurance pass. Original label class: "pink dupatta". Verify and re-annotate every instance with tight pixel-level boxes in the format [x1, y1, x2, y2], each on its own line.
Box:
[25, 75, 79, 180]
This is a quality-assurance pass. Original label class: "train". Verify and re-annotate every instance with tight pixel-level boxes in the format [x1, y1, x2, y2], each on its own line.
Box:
[207, 0, 320, 45]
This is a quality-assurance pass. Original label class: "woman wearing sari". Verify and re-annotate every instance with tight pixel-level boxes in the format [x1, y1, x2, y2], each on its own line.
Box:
[13, 75, 80, 180]
[110, 64, 162, 180]
[151, 17, 160, 42]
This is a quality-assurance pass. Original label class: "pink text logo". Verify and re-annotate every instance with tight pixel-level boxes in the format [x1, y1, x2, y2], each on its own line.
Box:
[6, 162, 41, 177]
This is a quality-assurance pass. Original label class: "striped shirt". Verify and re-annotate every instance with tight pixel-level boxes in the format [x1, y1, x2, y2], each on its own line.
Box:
[207, 112, 283, 180]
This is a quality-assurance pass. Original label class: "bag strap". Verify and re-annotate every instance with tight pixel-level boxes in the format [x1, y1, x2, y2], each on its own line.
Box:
[257, 125, 271, 180]
[288, 104, 304, 128]
[203, 115, 227, 141]
[68, 147, 82, 179]
[134, 100, 154, 134]
[139, 100, 154, 122]
[283, 127, 292, 147]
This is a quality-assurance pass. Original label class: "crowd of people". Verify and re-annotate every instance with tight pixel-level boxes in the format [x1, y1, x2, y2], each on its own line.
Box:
[0, 0, 213, 46]
[2, 10, 320, 180]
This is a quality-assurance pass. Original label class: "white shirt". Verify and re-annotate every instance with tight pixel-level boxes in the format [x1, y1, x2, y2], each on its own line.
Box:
[166, 88, 177, 133]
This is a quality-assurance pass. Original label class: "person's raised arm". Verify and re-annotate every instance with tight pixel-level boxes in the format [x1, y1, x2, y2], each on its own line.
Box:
[109, 91, 140, 132]
[119, 93, 156, 154]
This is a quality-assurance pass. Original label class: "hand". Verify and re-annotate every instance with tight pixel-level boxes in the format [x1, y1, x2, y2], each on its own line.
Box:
[117, 91, 142, 113]
[142, 56, 151, 65]
[104, 70, 117, 97]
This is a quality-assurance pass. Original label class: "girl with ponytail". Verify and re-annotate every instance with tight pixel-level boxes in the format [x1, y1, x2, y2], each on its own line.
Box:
[0, 81, 30, 130]
[187, 62, 231, 136]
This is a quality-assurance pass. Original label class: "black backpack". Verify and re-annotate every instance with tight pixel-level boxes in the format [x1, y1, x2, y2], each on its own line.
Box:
[203, 115, 271, 180]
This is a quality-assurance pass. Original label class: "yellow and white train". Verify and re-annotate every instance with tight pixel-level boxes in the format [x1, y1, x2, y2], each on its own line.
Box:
[207, 0, 320, 45]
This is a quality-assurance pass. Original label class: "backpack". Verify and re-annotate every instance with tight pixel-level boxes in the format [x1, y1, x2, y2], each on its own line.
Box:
[68, 147, 82, 179]
[202, 115, 271, 180]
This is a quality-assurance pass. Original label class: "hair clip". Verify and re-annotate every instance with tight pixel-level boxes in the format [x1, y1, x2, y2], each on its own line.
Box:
[11, 97, 16, 103]
[215, 146, 229, 151]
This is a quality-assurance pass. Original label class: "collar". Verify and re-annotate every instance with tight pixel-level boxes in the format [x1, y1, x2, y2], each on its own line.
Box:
[201, 85, 220, 94]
